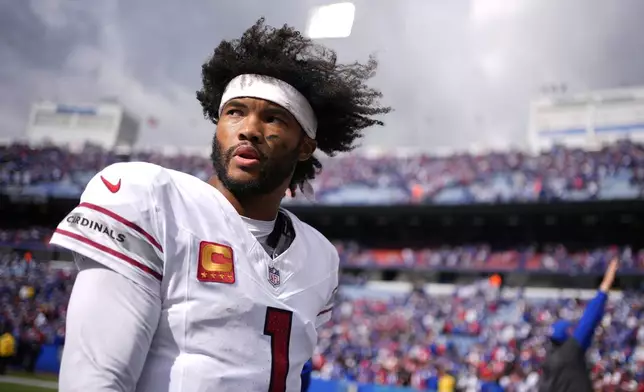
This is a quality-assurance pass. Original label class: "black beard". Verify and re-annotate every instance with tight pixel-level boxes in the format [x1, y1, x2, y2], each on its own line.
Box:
[211, 135, 299, 200]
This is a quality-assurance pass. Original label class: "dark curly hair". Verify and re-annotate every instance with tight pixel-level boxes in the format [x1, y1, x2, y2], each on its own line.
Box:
[196, 17, 391, 195]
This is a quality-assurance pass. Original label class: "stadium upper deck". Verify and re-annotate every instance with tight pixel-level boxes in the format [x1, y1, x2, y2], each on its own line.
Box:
[1, 140, 643, 205]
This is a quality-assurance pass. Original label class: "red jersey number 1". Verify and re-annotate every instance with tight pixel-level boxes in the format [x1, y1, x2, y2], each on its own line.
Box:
[264, 307, 293, 392]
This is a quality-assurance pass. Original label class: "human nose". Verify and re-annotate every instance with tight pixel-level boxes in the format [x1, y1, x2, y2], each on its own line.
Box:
[237, 114, 264, 143]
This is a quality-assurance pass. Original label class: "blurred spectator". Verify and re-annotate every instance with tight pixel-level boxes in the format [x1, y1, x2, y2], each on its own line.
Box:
[539, 259, 618, 392]
[0, 326, 15, 374]
[438, 366, 456, 391]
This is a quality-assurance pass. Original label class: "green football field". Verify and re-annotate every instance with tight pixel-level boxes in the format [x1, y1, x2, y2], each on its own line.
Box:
[0, 371, 58, 392]
[0, 384, 55, 392]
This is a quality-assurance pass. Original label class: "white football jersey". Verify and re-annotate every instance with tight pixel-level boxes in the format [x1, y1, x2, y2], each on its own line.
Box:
[50, 162, 339, 392]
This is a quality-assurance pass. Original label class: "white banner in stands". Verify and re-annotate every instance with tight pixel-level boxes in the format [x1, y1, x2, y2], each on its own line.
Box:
[528, 86, 644, 152]
[25, 101, 140, 149]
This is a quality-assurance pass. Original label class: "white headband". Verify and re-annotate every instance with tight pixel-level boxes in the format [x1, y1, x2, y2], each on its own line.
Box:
[218, 74, 318, 139]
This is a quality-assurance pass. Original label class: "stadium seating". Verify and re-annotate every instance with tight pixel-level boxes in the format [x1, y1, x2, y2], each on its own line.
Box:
[0, 250, 69, 372]
[0, 249, 642, 391]
[2, 139, 643, 391]
[2, 228, 644, 274]
[2, 140, 644, 204]
[317, 283, 644, 391]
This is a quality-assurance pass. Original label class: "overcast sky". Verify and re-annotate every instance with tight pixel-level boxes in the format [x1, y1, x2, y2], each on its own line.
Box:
[1, 0, 643, 151]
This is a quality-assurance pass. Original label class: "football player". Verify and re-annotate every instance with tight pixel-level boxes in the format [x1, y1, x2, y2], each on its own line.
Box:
[51, 18, 390, 392]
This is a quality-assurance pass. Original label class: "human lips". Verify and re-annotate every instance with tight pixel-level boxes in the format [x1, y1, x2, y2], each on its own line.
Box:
[231, 144, 262, 167]
[233, 144, 261, 160]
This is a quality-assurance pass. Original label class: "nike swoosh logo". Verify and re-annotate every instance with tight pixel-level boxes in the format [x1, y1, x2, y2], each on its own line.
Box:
[100, 176, 121, 193]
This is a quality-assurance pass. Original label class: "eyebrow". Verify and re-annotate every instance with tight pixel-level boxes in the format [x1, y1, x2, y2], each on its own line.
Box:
[223, 98, 295, 123]
[264, 105, 293, 120]
[223, 99, 248, 110]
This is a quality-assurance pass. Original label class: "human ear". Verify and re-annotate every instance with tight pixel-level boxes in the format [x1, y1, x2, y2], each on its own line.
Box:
[298, 138, 317, 162]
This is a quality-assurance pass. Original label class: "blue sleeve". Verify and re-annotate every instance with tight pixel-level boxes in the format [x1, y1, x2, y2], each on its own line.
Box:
[572, 291, 608, 351]
[300, 359, 312, 392]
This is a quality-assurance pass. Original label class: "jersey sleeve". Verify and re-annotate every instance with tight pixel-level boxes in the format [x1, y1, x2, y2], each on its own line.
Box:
[315, 249, 339, 329]
[50, 162, 165, 294]
[59, 254, 160, 391]
[572, 291, 608, 351]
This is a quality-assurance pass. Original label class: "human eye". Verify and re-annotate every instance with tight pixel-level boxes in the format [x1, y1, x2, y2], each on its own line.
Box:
[266, 115, 286, 124]
[226, 108, 243, 117]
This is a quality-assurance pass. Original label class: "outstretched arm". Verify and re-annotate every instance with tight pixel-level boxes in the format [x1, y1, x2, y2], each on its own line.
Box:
[572, 258, 618, 351]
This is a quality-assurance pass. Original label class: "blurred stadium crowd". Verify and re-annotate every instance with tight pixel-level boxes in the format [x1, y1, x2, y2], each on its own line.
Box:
[2, 140, 644, 204]
[0, 247, 643, 391]
[317, 283, 644, 391]
[2, 140, 644, 391]
[0, 250, 68, 373]
[3, 228, 644, 275]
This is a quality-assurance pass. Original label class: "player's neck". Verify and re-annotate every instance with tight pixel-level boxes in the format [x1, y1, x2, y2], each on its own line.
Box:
[207, 177, 284, 221]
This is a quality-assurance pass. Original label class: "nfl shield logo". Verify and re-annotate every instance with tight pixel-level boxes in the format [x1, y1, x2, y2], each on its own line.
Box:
[268, 267, 281, 287]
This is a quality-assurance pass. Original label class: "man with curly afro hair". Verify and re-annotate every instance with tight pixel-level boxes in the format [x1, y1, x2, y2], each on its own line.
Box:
[50, 18, 389, 392]
[198, 17, 390, 205]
